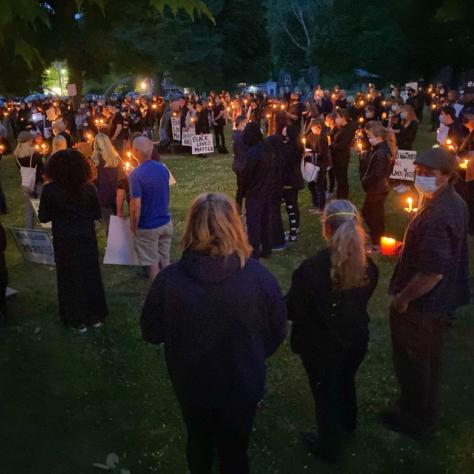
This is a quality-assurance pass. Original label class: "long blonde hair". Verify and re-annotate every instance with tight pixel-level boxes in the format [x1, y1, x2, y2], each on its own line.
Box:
[13, 142, 36, 159]
[92, 132, 120, 167]
[322, 200, 368, 290]
[181, 193, 252, 268]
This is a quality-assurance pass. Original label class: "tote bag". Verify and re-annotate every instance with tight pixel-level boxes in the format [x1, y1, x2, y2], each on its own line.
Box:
[17, 155, 36, 192]
[301, 158, 319, 183]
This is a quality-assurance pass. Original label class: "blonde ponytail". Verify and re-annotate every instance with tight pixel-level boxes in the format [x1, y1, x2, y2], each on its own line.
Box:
[323, 200, 368, 290]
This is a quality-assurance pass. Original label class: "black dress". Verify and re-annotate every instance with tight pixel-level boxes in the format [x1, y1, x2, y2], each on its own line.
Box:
[38, 181, 107, 327]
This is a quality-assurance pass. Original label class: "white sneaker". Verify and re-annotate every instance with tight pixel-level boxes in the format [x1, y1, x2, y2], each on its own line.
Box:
[91, 321, 103, 329]
[75, 325, 88, 334]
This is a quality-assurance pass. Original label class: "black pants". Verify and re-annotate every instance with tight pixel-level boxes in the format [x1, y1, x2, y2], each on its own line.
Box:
[213, 125, 226, 150]
[467, 181, 474, 234]
[235, 172, 244, 211]
[271, 194, 285, 248]
[245, 196, 272, 259]
[327, 168, 335, 193]
[302, 342, 367, 459]
[332, 155, 350, 199]
[309, 171, 327, 210]
[180, 402, 258, 474]
[362, 191, 389, 245]
[282, 188, 300, 239]
[390, 306, 450, 432]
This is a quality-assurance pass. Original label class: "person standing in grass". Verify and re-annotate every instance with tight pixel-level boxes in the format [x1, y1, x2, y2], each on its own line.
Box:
[383, 148, 470, 439]
[38, 149, 107, 333]
[141, 193, 287, 474]
[286, 200, 378, 463]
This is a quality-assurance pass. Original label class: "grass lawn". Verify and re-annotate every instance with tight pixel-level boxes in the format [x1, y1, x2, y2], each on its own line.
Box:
[0, 120, 473, 474]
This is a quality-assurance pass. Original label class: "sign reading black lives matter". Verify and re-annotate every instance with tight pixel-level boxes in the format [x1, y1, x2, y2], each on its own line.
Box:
[9, 228, 55, 265]
[191, 134, 214, 155]
[390, 150, 417, 181]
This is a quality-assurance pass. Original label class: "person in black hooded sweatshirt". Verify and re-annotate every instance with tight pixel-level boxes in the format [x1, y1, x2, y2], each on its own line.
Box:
[240, 121, 279, 259]
[141, 192, 287, 474]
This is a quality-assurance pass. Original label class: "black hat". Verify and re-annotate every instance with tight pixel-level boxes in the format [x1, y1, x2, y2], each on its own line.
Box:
[414, 147, 456, 173]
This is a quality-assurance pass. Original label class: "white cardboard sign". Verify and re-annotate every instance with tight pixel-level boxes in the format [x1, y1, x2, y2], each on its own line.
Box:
[191, 134, 214, 155]
[103, 216, 139, 266]
[171, 116, 181, 141]
[390, 149, 417, 181]
[9, 228, 55, 265]
[181, 127, 196, 146]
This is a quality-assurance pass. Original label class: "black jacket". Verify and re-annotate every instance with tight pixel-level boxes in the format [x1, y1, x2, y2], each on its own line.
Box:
[361, 141, 392, 194]
[281, 142, 304, 190]
[141, 251, 287, 407]
[240, 140, 278, 199]
[331, 122, 356, 162]
[287, 249, 378, 365]
[396, 121, 418, 150]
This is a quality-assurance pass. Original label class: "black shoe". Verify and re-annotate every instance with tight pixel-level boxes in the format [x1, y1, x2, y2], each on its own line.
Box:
[301, 431, 338, 464]
[380, 409, 431, 440]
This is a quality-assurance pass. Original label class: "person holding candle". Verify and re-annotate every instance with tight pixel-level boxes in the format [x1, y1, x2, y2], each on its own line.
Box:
[383, 147, 470, 438]
[360, 122, 393, 251]
[392, 105, 418, 151]
[330, 109, 357, 199]
[458, 112, 474, 233]
[287, 199, 378, 463]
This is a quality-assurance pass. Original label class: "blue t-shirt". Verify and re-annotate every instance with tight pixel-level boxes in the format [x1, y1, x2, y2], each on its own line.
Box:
[129, 160, 170, 229]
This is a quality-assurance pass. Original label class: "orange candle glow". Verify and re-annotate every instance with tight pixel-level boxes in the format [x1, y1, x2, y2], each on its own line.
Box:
[459, 159, 469, 170]
[380, 236, 399, 256]
[403, 197, 418, 214]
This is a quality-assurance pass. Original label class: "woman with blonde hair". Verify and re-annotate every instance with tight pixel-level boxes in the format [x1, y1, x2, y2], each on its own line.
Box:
[91, 132, 123, 234]
[141, 192, 287, 474]
[287, 200, 378, 463]
[14, 131, 45, 228]
[393, 104, 419, 150]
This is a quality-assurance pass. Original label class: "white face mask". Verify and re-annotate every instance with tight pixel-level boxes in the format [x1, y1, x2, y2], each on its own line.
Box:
[415, 175, 438, 196]
[400, 112, 407, 120]
[368, 137, 379, 146]
[391, 104, 398, 112]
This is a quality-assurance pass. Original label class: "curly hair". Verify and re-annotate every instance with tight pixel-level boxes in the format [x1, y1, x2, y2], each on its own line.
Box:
[45, 149, 93, 195]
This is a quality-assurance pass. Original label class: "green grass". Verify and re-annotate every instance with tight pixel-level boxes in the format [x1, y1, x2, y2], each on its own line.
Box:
[1, 121, 473, 474]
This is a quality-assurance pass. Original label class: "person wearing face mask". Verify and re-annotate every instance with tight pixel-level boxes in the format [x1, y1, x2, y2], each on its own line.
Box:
[305, 117, 330, 214]
[360, 122, 393, 250]
[393, 105, 418, 150]
[437, 106, 469, 149]
[330, 109, 356, 199]
[325, 113, 337, 197]
[383, 148, 470, 438]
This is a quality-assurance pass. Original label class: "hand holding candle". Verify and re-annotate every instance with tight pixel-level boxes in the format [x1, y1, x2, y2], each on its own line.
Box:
[403, 197, 418, 214]
[380, 236, 402, 256]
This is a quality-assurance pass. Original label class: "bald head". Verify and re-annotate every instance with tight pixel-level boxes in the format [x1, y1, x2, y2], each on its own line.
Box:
[132, 136, 154, 162]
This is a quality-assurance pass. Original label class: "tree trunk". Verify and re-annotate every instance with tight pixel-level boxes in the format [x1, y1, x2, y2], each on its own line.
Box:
[67, 59, 83, 110]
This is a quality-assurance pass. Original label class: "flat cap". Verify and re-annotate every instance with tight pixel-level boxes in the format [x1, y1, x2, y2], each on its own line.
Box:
[414, 147, 456, 173]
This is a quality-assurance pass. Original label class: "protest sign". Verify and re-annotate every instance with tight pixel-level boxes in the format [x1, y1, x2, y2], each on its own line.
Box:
[181, 126, 196, 146]
[405, 81, 418, 91]
[30, 199, 51, 229]
[171, 116, 181, 141]
[103, 216, 139, 266]
[191, 134, 214, 155]
[390, 150, 417, 181]
[9, 228, 55, 265]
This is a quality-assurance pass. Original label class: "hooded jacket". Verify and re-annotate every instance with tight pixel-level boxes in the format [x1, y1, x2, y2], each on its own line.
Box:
[141, 251, 287, 407]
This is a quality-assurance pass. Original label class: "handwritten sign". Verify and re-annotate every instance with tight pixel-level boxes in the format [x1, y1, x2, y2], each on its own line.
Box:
[67, 83, 77, 97]
[181, 127, 196, 146]
[191, 134, 214, 155]
[171, 116, 181, 141]
[9, 228, 55, 265]
[390, 149, 417, 182]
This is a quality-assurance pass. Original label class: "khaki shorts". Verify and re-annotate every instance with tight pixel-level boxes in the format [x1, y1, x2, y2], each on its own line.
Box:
[134, 221, 173, 268]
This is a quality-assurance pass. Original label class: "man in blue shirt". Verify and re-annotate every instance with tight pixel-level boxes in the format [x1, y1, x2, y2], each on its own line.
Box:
[129, 137, 173, 281]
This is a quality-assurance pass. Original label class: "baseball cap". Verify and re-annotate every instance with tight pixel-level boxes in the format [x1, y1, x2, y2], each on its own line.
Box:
[414, 148, 456, 173]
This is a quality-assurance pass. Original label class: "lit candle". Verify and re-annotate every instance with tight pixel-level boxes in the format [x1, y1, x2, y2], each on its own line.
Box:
[459, 159, 469, 170]
[358, 116, 364, 124]
[124, 161, 132, 172]
[382, 112, 387, 120]
[266, 114, 270, 119]
[302, 137, 307, 147]
[152, 104, 158, 109]
[380, 236, 399, 256]
[431, 104, 437, 110]
[359, 100, 365, 107]
[126, 151, 132, 158]
[0, 144, 5, 153]
[280, 104, 286, 110]
[403, 197, 418, 214]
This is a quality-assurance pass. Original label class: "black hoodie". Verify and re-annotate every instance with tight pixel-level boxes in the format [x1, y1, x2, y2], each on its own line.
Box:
[141, 251, 287, 407]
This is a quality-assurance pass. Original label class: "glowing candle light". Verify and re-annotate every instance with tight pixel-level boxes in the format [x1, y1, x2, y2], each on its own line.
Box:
[404, 197, 418, 214]
[380, 236, 399, 256]
[459, 159, 469, 170]
[302, 137, 307, 147]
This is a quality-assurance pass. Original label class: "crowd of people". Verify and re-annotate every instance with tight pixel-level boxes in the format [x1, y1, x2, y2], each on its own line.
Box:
[0, 79, 473, 473]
